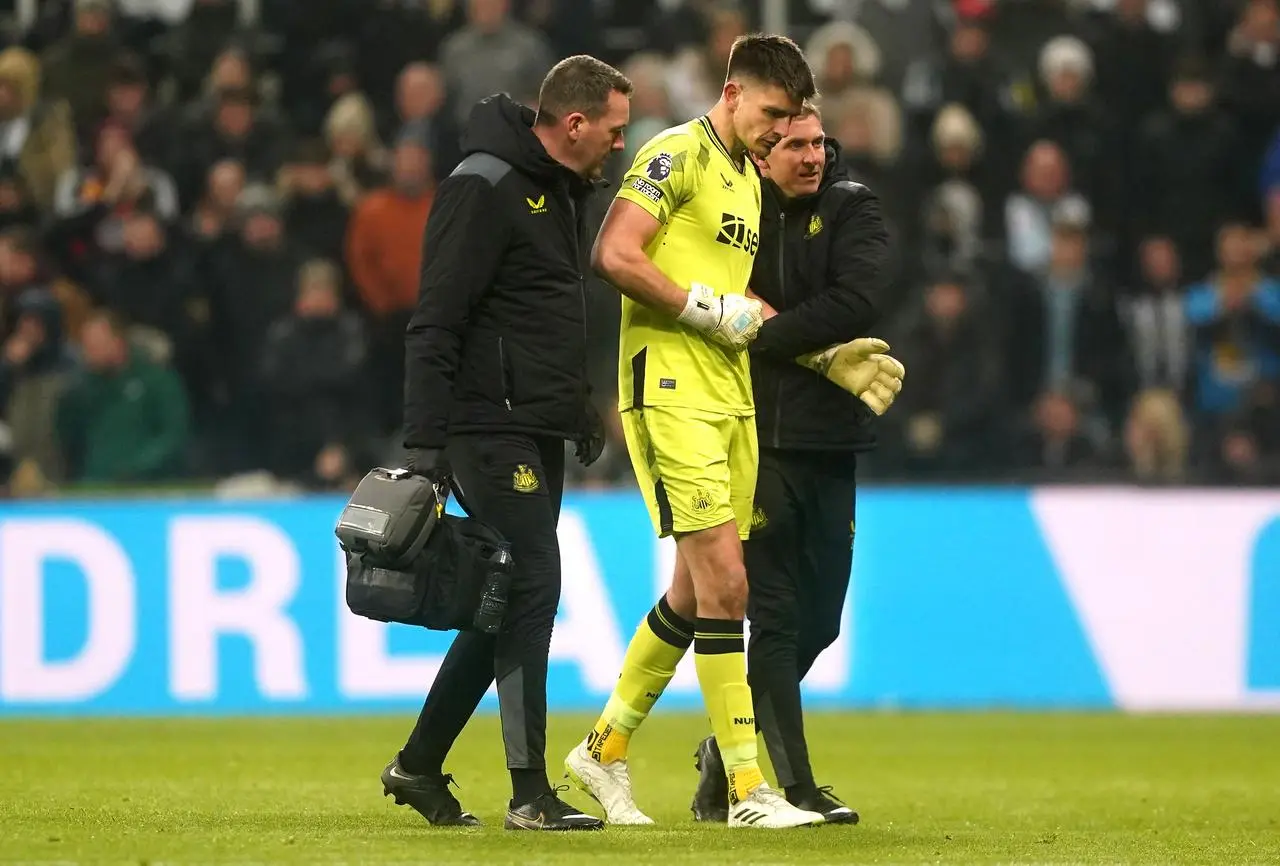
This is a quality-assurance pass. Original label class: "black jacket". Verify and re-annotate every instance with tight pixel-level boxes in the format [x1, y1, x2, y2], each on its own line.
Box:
[403, 94, 598, 449]
[750, 140, 892, 452]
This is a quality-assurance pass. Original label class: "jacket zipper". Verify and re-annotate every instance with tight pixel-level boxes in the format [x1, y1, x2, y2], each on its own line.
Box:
[497, 336, 512, 410]
[772, 210, 787, 448]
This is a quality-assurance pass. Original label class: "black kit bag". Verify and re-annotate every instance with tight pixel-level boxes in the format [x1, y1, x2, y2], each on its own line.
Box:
[336, 468, 513, 634]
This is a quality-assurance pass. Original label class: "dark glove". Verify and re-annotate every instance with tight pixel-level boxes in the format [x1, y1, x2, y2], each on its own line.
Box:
[406, 447, 449, 484]
[575, 403, 606, 467]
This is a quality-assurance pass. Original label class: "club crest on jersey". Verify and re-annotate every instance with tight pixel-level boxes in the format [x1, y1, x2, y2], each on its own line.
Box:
[646, 153, 673, 181]
[806, 214, 823, 238]
[691, 488, 713, 513]
[513, 464, 540, 493]
[751, 506, 768, 531]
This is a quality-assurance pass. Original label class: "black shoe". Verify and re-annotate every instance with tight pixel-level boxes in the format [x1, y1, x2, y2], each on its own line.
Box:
[381, 758, 481, 826]
[690, 735, 729, 822]
[504, 785, 604, 831]
[788, 785, 859, 825]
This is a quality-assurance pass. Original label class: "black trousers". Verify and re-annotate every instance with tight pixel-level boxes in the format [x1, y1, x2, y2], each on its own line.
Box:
[400, 432, 566, 779]
[744, 448, 857, 791]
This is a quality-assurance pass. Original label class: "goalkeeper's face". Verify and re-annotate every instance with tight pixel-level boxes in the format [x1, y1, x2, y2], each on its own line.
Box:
[761, 114, 826, 198]
[730, 80, 802, 159]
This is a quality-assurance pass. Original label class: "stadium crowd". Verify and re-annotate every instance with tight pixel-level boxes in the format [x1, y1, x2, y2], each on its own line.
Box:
[0, 0, 1277, 497]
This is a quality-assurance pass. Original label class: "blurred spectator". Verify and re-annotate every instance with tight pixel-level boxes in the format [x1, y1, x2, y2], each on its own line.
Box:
[827, 87, 905, 228]
[1025, 36, 1119, 240]
[440, 0, 554, 126]
[0, 275, 71, 483]
[277, 139, 350, 270]
[205, 182, 304, 472]
[162, 0, 251, 104]
[324, 91, 389, 206]
[615, 53, 676, 182]
[39, 0, 121, 140]
[901, 12, 1017, 177]
[0, 228, 90, 349]
[1014, 388, 1107, 480]
[389, 62, 446, 149]
[177, 83, 287, 208]
[345, 137, 434, 433]
[189, 157, 244, 248]
[1005, 139, 1089, 272]
[1132, 56, 1247, 282]
[0, 166, 43, 231]
[55, 309, 190, 483]
[1007, 201, 1131, 424]
[51, 121, 179, 268]
[0, 46, 76, 213]
[103, 52, 177, 170]
[1219, 0, 1280, 201]
[1088, 0, 1174, 130]
[883, 272, 1004, 476]
[1184, 222, 1280, 424]
[805, 20, 884, 106]
[87, 207, 198, 360]
[259, 258, 368, 480]
[1123, 236, 1190, 395]
[910, 103, 996, 275]
[666, 2, 746, 119]
[1124, 386, 1189, 482]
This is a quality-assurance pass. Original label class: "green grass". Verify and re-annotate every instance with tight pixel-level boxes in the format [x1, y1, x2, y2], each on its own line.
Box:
[2, 712, 1278, 864]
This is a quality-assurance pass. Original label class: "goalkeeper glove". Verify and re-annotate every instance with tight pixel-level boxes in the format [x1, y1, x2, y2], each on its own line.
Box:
[796, 337, 906, 415]
[676, 282, 763, 349]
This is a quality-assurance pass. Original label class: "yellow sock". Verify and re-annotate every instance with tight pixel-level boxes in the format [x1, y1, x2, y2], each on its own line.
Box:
[586, 596, 694, 764]
[693, 618, 763, 805]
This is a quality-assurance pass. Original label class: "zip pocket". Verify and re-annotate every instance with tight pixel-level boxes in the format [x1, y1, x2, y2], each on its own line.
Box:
[497, 337, 513, 410]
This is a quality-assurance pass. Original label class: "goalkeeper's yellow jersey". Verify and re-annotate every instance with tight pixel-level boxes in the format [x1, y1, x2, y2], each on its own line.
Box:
[614, 117, 762, 416]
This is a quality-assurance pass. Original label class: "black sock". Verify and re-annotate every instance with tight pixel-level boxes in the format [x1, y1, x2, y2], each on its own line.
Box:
[510, 768, 551, 805]
[786, 781, 820, 804]
[396, 749, 440, 778]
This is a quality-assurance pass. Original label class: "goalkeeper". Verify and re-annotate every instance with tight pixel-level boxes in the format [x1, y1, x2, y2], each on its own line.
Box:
[689, 104, 898, 824]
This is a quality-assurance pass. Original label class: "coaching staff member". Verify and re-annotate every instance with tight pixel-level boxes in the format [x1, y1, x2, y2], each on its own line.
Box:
[690, 105, 893, 825]
[381, 56, 632, 832]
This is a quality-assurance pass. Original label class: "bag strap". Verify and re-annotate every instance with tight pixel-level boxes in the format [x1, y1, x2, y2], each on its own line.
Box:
[444, 475, 477, 518]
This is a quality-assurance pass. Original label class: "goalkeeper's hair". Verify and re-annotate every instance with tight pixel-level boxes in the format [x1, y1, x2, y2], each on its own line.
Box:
[725, 34, 817, 104]
[535, 55, 633, 125]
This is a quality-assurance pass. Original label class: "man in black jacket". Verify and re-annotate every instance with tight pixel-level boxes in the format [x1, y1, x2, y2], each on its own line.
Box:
[382, 56, 632, 832]
[690, 107, 894, 823]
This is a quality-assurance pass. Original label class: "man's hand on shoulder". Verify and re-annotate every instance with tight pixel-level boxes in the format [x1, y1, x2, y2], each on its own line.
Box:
[795, 337, 906, 415]
[677, 283, 764, 349]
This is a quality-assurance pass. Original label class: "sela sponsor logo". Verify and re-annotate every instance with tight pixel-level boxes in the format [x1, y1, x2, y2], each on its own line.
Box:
[715, 212, 760, 255]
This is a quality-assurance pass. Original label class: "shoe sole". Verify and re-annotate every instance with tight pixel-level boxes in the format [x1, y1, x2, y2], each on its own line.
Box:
[503, 813, 604, 831]
[565, 757, 654, 825]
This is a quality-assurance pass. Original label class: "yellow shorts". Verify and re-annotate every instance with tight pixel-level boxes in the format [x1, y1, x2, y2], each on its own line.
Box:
[620, 406, 758, 540]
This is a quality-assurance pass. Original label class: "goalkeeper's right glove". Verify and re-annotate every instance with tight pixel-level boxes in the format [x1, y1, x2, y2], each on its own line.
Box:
[676, 282, 763, 350]
[795, 337, 906, 415]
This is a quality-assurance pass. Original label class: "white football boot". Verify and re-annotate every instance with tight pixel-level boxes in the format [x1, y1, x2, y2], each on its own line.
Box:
[563, 740, 655, 825]
[728, 781, 825, 829]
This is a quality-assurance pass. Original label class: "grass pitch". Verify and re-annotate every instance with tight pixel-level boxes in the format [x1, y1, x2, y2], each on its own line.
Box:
[1, 712, 1278, 864]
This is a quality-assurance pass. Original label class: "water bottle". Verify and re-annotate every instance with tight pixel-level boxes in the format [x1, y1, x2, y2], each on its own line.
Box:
[473, 546, 512, 634]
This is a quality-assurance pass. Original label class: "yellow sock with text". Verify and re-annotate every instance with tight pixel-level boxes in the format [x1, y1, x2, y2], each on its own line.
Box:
[586, 595, 694, 764]
[693, 617, 763, 804]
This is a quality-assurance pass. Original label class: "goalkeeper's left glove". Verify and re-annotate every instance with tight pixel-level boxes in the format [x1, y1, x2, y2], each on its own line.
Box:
[795, 337, 905, 415]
